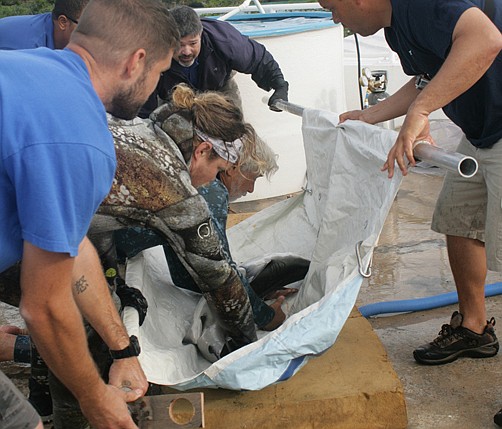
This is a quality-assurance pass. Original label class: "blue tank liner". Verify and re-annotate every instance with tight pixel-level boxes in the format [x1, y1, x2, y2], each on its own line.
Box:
[278, 355, 307, 382]
[359, 282, 502, 318]
[219, 12, 335, 37]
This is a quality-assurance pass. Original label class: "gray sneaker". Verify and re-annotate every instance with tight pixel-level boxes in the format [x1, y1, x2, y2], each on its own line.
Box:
[413, 311, 499, 365]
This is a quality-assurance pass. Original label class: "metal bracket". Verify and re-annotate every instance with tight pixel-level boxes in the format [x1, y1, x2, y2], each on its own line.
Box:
[130, 392, 205, 428]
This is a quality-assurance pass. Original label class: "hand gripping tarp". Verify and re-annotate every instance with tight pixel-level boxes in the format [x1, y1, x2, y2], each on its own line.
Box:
[122, 109, 402, 390]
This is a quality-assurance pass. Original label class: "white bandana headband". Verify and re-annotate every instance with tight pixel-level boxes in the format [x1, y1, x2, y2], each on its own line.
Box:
[195, 128, 243, 164]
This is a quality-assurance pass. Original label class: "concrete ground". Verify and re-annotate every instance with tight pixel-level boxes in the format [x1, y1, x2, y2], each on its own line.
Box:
[367, 300, 502, 429]
[357, 171, 502, 429]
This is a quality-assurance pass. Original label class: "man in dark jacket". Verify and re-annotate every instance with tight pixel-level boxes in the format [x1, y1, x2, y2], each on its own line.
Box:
[139, 5, 289, 117]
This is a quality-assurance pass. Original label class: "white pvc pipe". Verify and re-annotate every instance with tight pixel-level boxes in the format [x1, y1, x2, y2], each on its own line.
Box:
[217, 0, 252, 21]
[268, 99, 479, 178]
[253, 0, 267, 15]
[195, 3, 322, 16]
[122, 306, 140, 338]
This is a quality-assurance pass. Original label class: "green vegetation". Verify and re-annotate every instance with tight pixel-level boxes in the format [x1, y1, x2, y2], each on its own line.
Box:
[0, 0, 321, 19]
[0, 0, 53, 18]
[0, 0, 223, 18]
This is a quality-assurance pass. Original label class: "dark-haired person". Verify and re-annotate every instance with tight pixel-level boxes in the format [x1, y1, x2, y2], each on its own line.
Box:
[0, 0, 179, 428]
[0, 0, 89, 50]
[139, 5, 289, 117]
[329, 0, 502, 424]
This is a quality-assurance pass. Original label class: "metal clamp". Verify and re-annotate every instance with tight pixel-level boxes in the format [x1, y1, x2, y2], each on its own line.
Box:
[197, 222, 212, 239]
[355, 241, 372, 278]
[301, 186, 313, 194]
[415, 74, 430, 90]
[130, 392, 205, 428]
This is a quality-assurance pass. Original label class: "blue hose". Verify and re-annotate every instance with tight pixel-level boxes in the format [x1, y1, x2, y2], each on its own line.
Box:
[359, 282, 502, 318]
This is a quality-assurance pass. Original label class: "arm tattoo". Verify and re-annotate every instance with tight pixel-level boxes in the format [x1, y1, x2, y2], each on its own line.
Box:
[74, 275, 89, 294]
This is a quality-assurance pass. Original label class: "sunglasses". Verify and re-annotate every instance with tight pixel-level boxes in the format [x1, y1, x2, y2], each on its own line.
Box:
[64, 15, 78, 25]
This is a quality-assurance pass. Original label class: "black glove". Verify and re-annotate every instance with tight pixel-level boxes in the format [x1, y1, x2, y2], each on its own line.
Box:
[250, 256, 310, 298]
[268, 81, 289, 112]
[115, 278, 149, 326]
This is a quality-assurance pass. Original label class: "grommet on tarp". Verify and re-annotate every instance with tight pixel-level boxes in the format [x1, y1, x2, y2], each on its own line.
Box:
[356, 241, 372, 278]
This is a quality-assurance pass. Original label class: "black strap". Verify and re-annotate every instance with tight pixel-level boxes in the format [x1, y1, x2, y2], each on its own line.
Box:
[484, 0, 495, 22]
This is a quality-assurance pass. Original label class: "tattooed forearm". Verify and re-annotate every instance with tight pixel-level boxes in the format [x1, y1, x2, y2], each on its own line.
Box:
[74, 275, 89, 294]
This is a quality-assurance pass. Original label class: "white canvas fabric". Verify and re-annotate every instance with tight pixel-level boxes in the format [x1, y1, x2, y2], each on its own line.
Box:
[123, 108, 402, 390]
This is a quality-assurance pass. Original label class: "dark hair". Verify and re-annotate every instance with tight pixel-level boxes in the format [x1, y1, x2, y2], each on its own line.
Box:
[170, 5, 203, 38]
[52, 0, 90, 21]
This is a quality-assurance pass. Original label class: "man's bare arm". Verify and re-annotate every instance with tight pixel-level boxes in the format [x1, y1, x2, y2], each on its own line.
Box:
[384, 7, 502, 178]
[71, 237, 148, 394]
[19, 241, 138, 429]
[339, 77, 419, 124]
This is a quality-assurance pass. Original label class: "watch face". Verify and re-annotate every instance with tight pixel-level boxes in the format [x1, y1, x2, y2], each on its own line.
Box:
[130, 335, 141, 355]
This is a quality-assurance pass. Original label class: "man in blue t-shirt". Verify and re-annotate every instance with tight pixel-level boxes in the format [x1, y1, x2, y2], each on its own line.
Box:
[322, 0, 502, 423]
[1, 1, 91, 419]
[0, 0, 89, 50]
[0, 1, 179, 428]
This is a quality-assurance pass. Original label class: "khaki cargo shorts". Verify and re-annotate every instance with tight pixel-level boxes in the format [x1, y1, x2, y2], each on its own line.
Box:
[432, 135, 502, 271]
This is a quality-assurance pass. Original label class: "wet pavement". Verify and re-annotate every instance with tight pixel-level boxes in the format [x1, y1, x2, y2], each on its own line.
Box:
[357, 170, 502, 429]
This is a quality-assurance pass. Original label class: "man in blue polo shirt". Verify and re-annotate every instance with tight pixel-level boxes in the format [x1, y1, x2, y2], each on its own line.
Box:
[324, 0, 502, 423]
[0, 0, 89, 50]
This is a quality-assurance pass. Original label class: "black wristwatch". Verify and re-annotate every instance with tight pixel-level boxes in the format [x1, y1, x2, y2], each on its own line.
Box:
[109, 335, 141, 359]
[415, 74, 431, 90]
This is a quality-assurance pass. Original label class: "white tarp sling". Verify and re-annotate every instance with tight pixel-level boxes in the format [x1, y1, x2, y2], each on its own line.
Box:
[123, 108, 402, 391]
